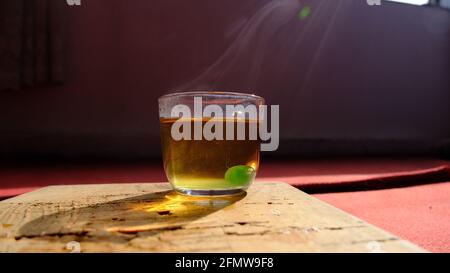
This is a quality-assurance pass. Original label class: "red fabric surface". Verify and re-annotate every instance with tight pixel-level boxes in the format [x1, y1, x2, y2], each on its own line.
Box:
[1, 158, 448, 198]
[0, 162, 166, 198]
[0, 158, 449, 252]
[315, 182, 450, 253]
[257, 159, 450, 190]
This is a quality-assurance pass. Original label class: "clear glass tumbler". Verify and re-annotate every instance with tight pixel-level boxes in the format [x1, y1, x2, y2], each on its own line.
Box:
[158, 91, 265, 196]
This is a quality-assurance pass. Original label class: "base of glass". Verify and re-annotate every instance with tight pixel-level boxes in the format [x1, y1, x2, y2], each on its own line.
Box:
[175, 188, 246, 197]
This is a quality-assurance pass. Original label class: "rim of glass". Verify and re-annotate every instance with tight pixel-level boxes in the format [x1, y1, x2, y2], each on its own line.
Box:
[159, 91, 265, 102]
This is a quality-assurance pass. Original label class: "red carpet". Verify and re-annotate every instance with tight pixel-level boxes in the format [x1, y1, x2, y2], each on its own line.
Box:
[0, 158, 449, 252]
[315, 182, 450, 253]
[257, 159, 450, 191]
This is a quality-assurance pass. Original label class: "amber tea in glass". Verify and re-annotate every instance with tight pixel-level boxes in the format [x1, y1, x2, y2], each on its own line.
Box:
[158, 92, 264, 196]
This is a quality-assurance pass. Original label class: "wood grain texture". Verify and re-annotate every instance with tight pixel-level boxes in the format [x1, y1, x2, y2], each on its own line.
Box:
[0, 182, 425, 253]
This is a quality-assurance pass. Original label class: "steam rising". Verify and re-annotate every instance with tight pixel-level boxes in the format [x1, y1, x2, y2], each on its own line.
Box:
[172, 0, 303, 92]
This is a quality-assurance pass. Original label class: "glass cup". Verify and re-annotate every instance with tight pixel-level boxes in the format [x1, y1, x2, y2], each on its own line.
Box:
[158, 91, 265, 196]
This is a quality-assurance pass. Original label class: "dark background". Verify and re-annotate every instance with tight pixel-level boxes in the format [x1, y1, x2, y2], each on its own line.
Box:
[0, 0, 449, 161]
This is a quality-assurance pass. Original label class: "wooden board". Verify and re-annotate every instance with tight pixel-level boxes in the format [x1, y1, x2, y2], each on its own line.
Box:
[0, 182, 425, 253]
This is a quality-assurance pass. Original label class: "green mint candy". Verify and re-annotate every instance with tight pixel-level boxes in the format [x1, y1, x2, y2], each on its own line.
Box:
[224, 165, 256, 187]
